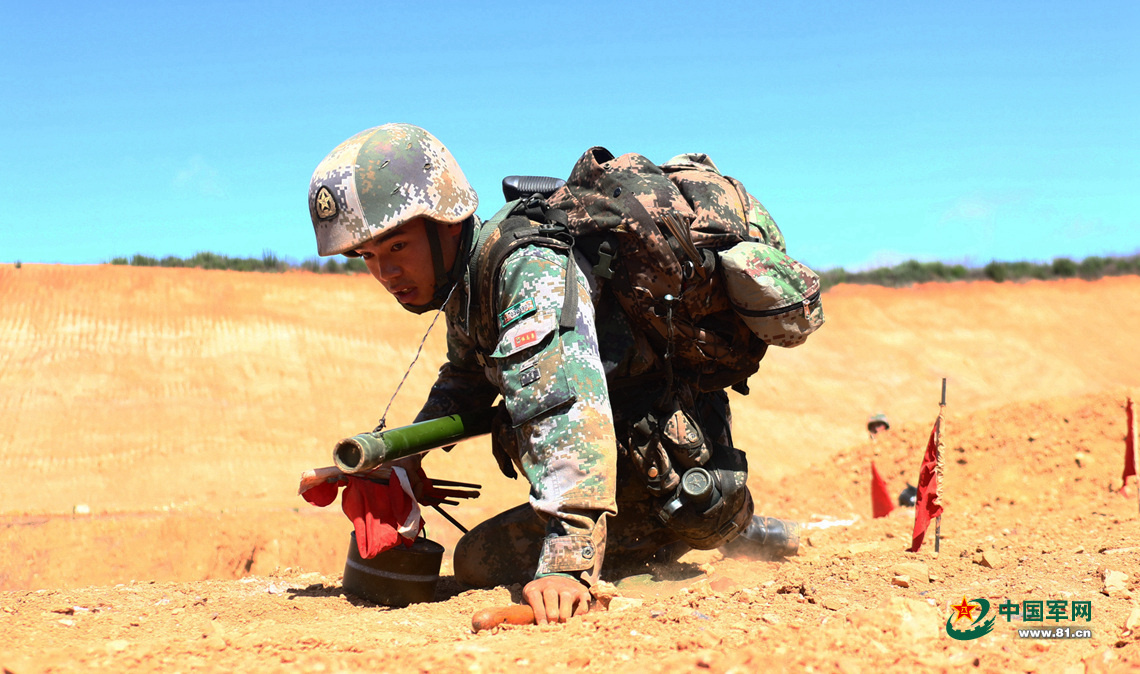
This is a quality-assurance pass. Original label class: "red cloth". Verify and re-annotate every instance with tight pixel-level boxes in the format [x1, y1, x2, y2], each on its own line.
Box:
[301, 475, 422, 558]
[1124, 397, 1137, 487]
[871, 462, 895, 518]
[340, 477, 419, 558]
[908, 414, 944, 553]
[301, 480, 340, 507]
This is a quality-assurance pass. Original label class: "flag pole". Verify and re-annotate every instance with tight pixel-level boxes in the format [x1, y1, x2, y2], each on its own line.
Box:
[935, 378, 946, 553]
[1124, 396, 1139, 513]
[1132, 396, 1139, 514]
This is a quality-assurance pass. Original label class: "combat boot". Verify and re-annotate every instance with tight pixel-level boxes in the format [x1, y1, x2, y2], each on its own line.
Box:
[719, 515, 800, 560]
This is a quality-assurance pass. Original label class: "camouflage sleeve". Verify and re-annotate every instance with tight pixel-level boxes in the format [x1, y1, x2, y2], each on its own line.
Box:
[487, 244, 617, 587]
[414, 306, 500, 423]
[413, 363, 499, 423]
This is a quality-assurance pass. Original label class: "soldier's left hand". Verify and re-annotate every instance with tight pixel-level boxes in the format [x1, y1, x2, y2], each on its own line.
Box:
[387, 455, 425, 502]
[522, 575, 591, 624]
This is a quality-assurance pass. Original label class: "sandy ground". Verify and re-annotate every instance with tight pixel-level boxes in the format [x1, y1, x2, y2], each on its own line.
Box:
[1, 264, 1138, 672]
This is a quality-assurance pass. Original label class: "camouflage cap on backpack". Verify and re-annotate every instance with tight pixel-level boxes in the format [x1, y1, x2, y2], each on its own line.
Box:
[307, 123, 478, 256]
[719, 241, 824, 348]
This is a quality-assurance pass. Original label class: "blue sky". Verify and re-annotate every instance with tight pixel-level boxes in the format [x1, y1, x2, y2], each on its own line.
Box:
[2, 1, 1136, 271]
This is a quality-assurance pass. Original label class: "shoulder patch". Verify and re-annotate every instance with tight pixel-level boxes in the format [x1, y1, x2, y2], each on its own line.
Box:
[499, 297, 537, 328]
[491, 312, 556, 359]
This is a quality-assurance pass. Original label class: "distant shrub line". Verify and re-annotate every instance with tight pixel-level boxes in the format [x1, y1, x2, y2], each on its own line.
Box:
[108, 251, 369, 275]
[817, 254, 1140, 291]
[102, 251, 1140, 288]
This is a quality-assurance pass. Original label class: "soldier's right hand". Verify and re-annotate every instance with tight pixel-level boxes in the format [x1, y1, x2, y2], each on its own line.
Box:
[522, 575, 591, 625]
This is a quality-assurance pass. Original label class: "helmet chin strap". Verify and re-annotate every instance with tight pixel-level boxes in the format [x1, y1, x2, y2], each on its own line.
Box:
[401, 217, 474, 315]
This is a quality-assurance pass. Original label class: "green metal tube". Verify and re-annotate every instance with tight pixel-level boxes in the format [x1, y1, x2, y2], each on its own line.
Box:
[333, 407, 497, 474]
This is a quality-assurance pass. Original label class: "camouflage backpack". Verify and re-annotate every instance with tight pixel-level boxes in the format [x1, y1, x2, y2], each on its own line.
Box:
[473, 146, 824, 394]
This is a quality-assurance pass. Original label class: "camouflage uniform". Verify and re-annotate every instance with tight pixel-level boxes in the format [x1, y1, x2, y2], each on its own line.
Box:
[412, 224, 613, 587]
[418, 213, 753, 589]
[307, 125, 758, 590]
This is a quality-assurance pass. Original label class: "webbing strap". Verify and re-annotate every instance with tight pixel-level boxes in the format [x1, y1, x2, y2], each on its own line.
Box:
[425, 220, 448, 294]
[558, 239, 578, 331]
[472, 209, 578, 353]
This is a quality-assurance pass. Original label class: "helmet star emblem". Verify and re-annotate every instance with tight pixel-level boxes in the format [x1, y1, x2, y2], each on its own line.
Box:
[315, 186, 338, 219]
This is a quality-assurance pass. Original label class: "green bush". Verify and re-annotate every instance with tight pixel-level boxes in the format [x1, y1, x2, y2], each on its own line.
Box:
[1052, 258, 1077, 278]
[188, 251, 225, 269]
[262, 249, 282, 272]
[983, 262, 1007, 283]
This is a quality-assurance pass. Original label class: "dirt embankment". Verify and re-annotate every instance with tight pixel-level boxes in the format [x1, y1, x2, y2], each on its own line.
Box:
[1, 265, 1138, 673]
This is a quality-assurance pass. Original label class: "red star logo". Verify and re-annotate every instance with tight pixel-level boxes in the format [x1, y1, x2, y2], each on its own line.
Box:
[951, 597, 977, 623]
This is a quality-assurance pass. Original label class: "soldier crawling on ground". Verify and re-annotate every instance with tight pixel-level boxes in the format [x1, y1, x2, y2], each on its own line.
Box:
[305, 124, 801, 624]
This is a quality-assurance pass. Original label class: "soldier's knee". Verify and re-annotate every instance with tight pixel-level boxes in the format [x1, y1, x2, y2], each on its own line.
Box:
[452, 533, 491, 588]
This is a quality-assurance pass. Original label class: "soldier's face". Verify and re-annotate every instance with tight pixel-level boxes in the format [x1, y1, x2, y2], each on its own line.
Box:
[354, 217, 463, 307]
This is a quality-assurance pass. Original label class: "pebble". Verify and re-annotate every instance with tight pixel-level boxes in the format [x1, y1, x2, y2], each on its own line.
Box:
[973, 550, 1003, 569]
[204, 635, 226, 651]
[821, 597, 846, 611]
[1125, 606, 1140, 631]
[609, 597, 644, 612]
[891, 562, 930, 583]
[1102, 570, 1129, 597]
[709, 576, 738, 593]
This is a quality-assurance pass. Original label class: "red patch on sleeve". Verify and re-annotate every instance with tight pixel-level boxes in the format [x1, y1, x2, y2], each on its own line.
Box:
[513, 330, 538, 348]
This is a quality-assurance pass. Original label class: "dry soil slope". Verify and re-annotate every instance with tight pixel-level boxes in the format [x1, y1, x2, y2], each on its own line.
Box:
[1, 265, 1138, 589]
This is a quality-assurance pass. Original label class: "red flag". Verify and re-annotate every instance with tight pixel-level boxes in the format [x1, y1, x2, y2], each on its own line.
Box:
[908, 413, 944, 552]
[1124, 397, 1137, 490]
[301, 474, 422, 558]
[871, 462, 895, 518]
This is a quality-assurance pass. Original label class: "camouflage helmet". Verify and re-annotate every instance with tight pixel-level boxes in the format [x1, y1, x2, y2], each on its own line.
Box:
[308, 123, 478, 256]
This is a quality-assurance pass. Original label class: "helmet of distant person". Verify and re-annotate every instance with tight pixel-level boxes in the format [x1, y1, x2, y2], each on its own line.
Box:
[867, 413, 890, 433]
[307, 123, 478, 257]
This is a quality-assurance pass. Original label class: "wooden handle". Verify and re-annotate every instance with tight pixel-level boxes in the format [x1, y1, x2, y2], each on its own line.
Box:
[298, 465, 393, 495]
[471, 604, 536, 633]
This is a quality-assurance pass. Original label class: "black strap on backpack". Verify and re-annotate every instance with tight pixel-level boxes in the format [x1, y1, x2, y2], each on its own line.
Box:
[470, 197, 579, 359]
